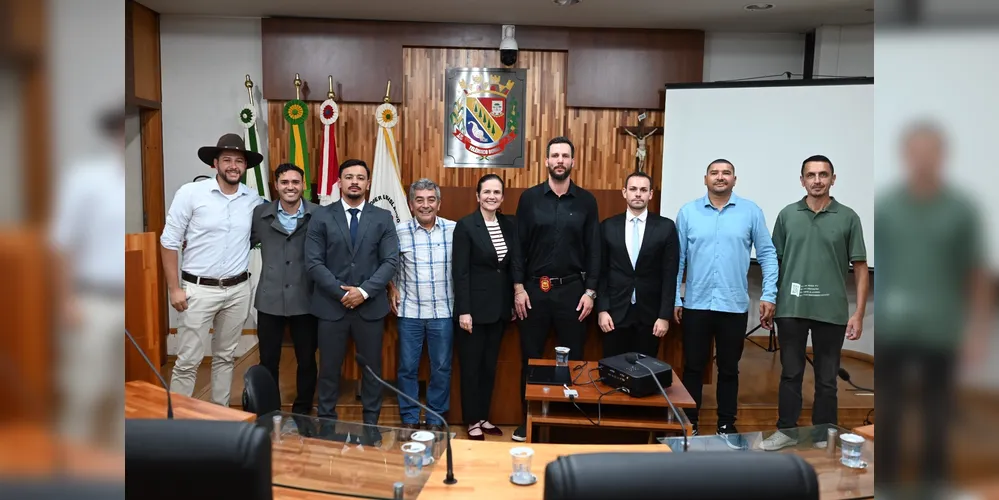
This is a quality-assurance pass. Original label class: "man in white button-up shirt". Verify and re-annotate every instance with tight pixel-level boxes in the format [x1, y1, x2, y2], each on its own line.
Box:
[160, 134, 264, 406]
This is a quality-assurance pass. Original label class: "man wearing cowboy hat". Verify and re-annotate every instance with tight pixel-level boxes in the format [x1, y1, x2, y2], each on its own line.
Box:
[160, 133, 265, 406]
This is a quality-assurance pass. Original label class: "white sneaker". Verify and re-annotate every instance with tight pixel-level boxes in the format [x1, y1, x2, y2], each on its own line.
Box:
[813, 440, 828, 449]
[758, 431, 798, 451]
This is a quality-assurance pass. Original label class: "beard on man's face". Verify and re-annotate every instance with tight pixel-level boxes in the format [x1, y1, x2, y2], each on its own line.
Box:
[548, 164, 571, 181]
[220, 171, 242, 186]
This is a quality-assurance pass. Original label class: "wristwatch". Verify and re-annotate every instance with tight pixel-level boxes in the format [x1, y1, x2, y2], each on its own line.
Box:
[585, 289, 597, 300]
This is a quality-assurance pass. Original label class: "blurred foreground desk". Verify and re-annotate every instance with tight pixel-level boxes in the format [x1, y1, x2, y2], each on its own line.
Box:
[661, 424, 874, 499]
[265, 412, 666, 500]
[272, 438, 666, 499]
[124, 380, 255, 422]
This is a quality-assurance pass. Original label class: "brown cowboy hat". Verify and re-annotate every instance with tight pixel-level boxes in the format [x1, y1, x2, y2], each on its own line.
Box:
[197, 133, 264, 169]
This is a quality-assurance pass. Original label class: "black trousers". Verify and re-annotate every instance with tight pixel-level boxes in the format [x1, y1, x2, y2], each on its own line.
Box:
[256, 312, 319, 415]
[317, 313, 385, 424]
[518, 279, 587, 418]
[775, 318, 846, 430]
[681, 308, 748, 427]
[601, 305, 661, 359]
[876, 342, 955, 487]
[456, 320, 506, 425]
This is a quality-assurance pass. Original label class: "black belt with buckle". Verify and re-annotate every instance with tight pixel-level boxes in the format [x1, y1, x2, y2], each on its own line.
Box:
[182, 271, 250, 287]
[532, 274, 580, 292]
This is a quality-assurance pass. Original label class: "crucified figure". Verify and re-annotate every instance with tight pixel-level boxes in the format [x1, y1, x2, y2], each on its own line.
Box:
[624, 127, 659, 173]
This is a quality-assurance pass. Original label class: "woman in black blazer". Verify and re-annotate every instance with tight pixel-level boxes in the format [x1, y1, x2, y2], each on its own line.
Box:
[452, 174, 523, 440]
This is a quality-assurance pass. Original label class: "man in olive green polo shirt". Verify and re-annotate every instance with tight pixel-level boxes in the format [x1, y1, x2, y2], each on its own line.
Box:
[759, 154, 869, 451]
[874, 123, 990, 495]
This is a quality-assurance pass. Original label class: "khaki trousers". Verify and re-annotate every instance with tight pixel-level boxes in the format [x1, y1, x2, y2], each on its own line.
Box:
[169, 280, 251, 406]
[59, 292, 125, 448]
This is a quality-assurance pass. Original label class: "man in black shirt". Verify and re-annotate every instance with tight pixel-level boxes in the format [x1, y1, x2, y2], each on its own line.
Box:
[512, 136, 601, 441]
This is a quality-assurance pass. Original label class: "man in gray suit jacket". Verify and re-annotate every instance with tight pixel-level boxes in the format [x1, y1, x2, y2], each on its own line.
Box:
[306, 159, 399, 424]
[250, 163, 318, 415]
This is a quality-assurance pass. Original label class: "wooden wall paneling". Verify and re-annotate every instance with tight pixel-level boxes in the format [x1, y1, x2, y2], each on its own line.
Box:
[266, 100, 379, 199]
[566, 29, 704, 109]
[517, 50, 567, 189]
[565, 108, 663, 198]
[262, 18, 404, 103]
[5, 0, 49, 225]
[125, 249, 159, 384]
[127, 0, 161, 107]
[400, 46, 447, 188]
[437, 188, 635, 223]
[140, 109, 165, 236]
[139, 109, 167, 360]
[267, 49, 674, 192]
[260, 19, 704, 109]
[125, 232, 163, 372]
[399, 48, 566, 190]
[399, 22, 571, 51]
[0, 230, 50, 422]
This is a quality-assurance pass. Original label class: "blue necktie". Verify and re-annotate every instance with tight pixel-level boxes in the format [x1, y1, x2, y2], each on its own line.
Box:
[348, 208, 360, 247]
[630, 217, 640, 304]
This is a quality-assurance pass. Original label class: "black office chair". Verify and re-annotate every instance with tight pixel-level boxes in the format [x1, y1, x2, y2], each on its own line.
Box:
[242, 365, 281, 417]
[544, 451, 819, 500]
[125, 419, 272, 500]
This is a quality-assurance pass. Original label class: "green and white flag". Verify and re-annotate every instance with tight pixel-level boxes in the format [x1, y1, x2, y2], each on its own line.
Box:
[239, 103, 270, 200]
[239, 99, 267, 328]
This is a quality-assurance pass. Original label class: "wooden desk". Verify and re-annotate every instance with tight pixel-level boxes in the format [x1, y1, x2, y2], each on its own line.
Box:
[124, 380, 255, 422]
[852, 424, 874, 441]
[0, 423, 124, 478]
[272, 439, 667, 499]
[524, 359, 695, 442]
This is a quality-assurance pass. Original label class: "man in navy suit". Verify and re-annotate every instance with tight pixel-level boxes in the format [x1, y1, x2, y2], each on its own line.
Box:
[596, 172, 680, 358]
[306, 159, 399, 425]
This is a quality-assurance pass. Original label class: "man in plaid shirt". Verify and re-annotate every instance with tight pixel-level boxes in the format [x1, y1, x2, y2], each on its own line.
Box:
[388, 178, 456, 434]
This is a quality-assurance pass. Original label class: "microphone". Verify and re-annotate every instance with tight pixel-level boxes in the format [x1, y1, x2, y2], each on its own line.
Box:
[803, 355, 873, 393]
[125, 328, 173, 419]
[354, 353, 456, 485]
[836, 365, 873, 393]
[625, 353, 687, 451]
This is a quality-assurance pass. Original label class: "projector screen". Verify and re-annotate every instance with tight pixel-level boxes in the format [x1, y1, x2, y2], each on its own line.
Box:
[659, 79, 875, 267]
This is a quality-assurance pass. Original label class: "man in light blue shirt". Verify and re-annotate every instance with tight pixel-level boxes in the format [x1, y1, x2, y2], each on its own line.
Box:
[674, 159, 778, 443]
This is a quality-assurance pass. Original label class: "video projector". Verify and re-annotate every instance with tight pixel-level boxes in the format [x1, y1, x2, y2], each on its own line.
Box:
[598, 352, 672, 398]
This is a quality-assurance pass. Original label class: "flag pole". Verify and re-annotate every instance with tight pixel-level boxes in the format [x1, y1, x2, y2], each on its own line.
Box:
[245, 74, 254, 106]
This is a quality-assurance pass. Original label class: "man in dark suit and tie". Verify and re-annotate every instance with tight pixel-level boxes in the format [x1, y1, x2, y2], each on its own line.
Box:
[306, 159, 399, 425]
[596, 172, 680, 358]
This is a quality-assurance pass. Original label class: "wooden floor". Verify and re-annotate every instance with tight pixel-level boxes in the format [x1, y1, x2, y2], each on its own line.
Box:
[162, 338, 875, 433]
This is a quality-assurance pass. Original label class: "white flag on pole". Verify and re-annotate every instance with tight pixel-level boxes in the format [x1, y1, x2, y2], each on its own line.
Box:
[369, 102, 412, 224]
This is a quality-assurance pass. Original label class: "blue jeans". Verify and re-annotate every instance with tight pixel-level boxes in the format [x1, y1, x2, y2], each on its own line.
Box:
[396, 318, 453, 425]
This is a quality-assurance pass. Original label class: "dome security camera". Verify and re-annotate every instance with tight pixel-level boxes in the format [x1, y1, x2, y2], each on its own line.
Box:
[500, 25, 518, 66]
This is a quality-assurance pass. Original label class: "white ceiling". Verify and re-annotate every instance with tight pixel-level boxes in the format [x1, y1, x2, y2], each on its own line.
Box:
[137, 0, 874, 32]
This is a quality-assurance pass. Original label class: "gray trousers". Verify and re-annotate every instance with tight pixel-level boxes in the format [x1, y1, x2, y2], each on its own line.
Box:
[317, 312, 385, 424]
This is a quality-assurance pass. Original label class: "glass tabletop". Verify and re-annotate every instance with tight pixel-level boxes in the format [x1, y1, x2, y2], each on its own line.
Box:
[261, 411, 447, 500]
[660, 424, 875, 499]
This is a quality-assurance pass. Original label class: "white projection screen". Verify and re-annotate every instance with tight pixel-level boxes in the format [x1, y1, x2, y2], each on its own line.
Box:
[658, 79, 875, 266]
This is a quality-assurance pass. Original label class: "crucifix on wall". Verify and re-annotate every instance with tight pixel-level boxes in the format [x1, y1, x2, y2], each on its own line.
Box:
[618, 112, 663, 174]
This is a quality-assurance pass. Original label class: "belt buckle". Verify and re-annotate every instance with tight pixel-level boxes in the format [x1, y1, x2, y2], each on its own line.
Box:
[539, 276, 551, 293]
